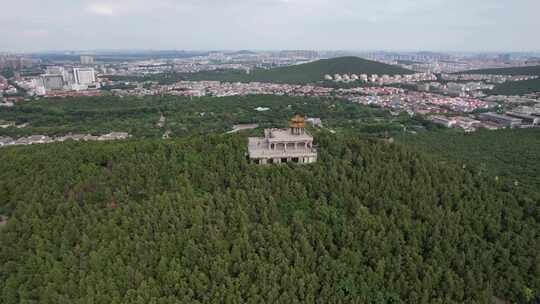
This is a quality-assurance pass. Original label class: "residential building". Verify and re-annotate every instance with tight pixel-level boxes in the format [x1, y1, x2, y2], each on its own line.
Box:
[74, 68, 96, 85]
[80, 55, 95, 65]
[455, 116, 481, 129]
[478, 112, 522, 128]
[46, 66, 65, 75]
[42, 75, 64, 91]
[506, 111, 540, 125]
[430, 115, 457, 127]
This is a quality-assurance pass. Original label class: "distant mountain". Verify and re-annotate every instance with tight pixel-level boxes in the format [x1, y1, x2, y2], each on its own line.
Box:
[458, 65, 540, 95]
[246, 56, 415, 84]
[227, 50, 257, 55]
[491, 78, 540, 95]
[459, 65, 540, 76]
[187, 56, 415, 84]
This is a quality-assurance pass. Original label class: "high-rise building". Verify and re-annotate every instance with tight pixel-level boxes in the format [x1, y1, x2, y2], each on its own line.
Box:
[46, 66, 65, 75]
[42, 75, 64, 91]
[80, 55, 94, 65]
[46, 66, 77, 85]
[63, 69, 75, 85]
[73, 68, 96, 85]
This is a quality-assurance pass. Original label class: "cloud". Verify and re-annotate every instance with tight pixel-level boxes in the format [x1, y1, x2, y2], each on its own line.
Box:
[1, 0, 540, 52]
[21, 29, 49, 39]
[87, 3, 114, 16]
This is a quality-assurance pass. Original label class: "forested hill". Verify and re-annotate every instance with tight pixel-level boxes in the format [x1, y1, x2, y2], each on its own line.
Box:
[459, 65, 540, 76]
[239, 57, 415, 84]
[1, 133, 539, 303]
[458, 65, 540, 95]
[151, 57, 415, 85]
[398, 128, 540, 190]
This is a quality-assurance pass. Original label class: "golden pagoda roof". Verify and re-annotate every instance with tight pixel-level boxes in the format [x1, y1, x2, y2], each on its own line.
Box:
[289, 115, 305, 129]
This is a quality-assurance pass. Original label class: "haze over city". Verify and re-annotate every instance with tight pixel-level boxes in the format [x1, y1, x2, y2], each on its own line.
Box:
[2, 0, 540, 52]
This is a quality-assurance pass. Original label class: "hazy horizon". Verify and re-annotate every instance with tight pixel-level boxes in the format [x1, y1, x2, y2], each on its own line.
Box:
[1, 0, 539, 53]
[4, 49, 540, 56]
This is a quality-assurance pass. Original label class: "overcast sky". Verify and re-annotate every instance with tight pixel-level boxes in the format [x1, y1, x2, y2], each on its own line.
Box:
[1, 0, 539, 52]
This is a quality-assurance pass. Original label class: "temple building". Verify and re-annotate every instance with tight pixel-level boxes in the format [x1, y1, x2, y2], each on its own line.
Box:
[248, 115, 318, 164]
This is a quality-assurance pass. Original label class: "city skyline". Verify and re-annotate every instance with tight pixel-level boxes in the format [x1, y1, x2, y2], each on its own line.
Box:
[2, 0, 540, 53]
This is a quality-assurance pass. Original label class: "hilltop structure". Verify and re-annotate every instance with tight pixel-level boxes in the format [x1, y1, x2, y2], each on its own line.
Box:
[248, 115, 317, 165]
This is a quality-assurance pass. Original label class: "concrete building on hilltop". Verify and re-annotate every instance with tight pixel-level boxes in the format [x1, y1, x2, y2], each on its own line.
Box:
[248, 115, 317, 165]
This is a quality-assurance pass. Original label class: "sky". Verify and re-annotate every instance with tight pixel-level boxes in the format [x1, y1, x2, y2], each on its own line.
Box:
[1, 0, 539, 52]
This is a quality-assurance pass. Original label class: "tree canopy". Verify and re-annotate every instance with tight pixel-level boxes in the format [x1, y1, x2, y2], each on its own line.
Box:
[1, 132, 538, 303]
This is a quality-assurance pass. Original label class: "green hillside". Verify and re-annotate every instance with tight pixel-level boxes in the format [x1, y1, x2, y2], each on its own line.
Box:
[459, 65, 540, 95]
[491, 78, 540, 95]
[398, 128, 540, 189]
[236, 56, 415, 84]
[0, 134, 538, 303]
[114, 57, 415, 85]
[460, 65, 540, 76]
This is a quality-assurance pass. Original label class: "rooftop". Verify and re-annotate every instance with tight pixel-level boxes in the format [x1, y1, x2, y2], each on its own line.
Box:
[479, 112, 522, 122]
[265, 128, 313, 142]
[248, 137, 317, 158]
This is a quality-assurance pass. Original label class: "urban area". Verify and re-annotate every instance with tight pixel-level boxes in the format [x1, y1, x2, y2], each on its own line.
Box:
[2, 50, 540, 145]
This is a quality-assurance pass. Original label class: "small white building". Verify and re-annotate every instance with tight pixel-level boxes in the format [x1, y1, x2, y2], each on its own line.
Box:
[0, 136, 14, 147]
[98, 132, 130, 141]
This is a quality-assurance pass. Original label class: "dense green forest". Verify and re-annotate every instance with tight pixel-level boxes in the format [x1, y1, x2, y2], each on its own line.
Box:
[0, 95, 422, 138]
[1, 95, 539, 303]
[398, 128, 540, 190]
[0, 133, 539, 303]
[490, 78, 540, 96]
[111, 57, 414, 85]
